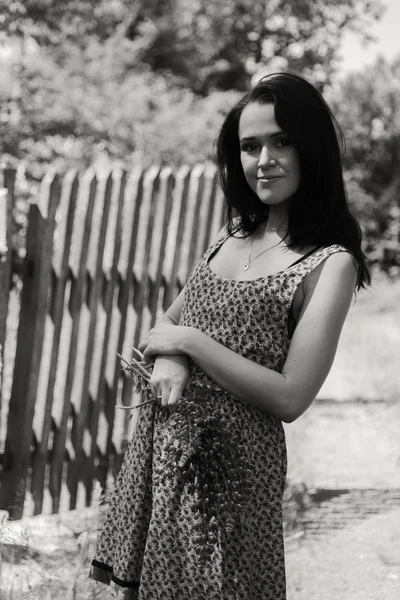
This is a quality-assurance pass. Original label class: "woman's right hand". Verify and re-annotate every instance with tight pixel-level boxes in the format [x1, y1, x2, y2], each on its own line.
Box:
[150, 354, 191, 413]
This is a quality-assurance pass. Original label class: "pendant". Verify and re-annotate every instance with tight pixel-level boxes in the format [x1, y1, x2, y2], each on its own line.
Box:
[243, 260, 250, 271]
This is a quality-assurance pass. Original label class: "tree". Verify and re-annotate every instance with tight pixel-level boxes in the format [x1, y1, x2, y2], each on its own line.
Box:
[0, 0, 384, 93]
[326, 56, 400, 270]
[128, 0, 384, 93]
[0, 0, 136, 45]
[330, 57, 400, 197]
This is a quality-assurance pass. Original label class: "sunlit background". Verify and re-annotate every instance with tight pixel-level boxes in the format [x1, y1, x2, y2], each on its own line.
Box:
[339, 0, 400, 72]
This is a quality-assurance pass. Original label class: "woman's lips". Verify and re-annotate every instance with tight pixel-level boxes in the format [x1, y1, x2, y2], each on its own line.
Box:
[258, 176, 282, 184]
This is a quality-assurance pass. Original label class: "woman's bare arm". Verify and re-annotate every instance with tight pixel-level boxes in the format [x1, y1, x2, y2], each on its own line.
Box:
[181, 251, 357, 422]
[159, 287, 186, 325]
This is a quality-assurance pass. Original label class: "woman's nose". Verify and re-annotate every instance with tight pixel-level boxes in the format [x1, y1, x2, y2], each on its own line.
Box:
[258, 146, 275, 167]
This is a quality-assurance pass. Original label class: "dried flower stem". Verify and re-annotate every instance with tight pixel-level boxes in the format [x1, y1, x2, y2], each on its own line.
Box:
[115, 398, 156, 410]
[115, 348, 155, 411]
[117, 352, 152, 381]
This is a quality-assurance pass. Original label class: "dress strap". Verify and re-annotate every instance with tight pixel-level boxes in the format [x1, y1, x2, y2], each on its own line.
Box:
[287, 244, 353, 298]
[202, 232, 230, 263]
[286, 246, 323, 269]
[292, 244, 350, 277]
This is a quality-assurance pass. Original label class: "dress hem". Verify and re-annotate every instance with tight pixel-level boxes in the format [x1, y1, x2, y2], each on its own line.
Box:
[89, 559, 140, 589]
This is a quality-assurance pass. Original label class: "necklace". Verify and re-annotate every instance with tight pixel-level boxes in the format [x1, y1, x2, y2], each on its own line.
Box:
[243, 222, 287, 271]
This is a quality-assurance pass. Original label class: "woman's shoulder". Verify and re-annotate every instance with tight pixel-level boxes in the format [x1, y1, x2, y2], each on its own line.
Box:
[306, 244, 356, 268]
[303, 244, 358, 294]
[319, 244, 358, 271]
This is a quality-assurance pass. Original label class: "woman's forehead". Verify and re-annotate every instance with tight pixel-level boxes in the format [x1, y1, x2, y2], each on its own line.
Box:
[239, 103, 281, 138]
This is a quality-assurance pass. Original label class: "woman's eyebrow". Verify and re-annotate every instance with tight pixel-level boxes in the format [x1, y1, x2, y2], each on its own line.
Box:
[239, 130, 285, 142]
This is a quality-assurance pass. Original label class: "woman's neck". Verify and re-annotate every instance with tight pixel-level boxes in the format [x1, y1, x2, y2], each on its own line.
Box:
[266, 206, 288, 233]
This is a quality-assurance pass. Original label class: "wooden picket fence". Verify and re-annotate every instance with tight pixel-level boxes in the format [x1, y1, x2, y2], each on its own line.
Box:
[0, 165, 224, 519]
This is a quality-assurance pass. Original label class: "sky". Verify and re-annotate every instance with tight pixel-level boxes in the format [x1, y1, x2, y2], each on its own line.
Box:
[339, 0, 400, 72]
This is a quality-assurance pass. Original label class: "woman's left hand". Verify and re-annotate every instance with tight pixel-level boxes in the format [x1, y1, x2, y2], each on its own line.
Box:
[138, 323, 196, 361]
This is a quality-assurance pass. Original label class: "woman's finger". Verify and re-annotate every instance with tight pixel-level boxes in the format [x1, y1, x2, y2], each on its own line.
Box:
[137, 337, 148, 353]
[143, 345, 158, 363]
[167, 386, 185, 414]
[149, 381, 159, 401]
[159, 384, 171, 409]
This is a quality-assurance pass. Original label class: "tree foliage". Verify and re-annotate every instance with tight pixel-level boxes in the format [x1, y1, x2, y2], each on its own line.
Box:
[123, 0, 385, 93]
[330, 57, 400, 198]
[0, 0, 384, 92]
[0, 0, 136, 44]
[328, 57, 400, 270]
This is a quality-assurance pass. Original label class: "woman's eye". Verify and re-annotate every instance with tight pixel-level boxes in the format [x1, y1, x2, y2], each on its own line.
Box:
[241, 138, 291, 152]
[276, 137, 291, 148]
[241, 142, 258, 152]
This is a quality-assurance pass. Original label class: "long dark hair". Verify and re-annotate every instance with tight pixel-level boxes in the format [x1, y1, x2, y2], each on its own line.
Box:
[215, 72, 371, 290]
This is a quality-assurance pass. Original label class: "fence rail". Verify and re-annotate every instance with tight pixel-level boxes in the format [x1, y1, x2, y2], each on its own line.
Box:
[0, 165, 224, 519]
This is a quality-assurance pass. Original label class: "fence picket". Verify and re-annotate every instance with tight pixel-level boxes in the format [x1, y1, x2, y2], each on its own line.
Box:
[148, 166, 174, 327]
[83, 169, 127, 501]
[66, 172, 113, 509]
[113, 168, 145, 456]
[132, 166, 160, 347]
[162, 165, 191, 308]
[0, 169, 15, 424]
[177, 164, 205, 285]
[31, 170, 79, 515]
[192, 164, 217, 266]
[50, 169, 97, 513]
[209, 186, 225, 242]
[0, 171, 61, 518]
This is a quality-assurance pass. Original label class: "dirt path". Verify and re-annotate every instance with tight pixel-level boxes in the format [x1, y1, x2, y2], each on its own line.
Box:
[284, 400, 400, 490]
[283, 393, 400, 599]
[285, 507, 400, 600]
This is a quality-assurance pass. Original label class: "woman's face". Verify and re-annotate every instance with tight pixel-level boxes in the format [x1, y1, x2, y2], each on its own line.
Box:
[239, 102, 301, 207]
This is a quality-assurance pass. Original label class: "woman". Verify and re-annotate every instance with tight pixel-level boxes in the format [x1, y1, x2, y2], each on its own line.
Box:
[90, 72, 371, 599]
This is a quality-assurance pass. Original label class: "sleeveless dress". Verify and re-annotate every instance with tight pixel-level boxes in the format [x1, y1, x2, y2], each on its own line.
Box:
[89, 233, 349, 600]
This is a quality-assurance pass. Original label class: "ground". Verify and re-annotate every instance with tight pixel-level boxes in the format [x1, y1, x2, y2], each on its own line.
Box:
[286, 508, 400, 600]
[1, 503, 399, 599]
[1, 273, 399, 599]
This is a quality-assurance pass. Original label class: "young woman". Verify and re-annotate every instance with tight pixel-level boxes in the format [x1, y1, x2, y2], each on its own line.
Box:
[90, 72, 371, 599]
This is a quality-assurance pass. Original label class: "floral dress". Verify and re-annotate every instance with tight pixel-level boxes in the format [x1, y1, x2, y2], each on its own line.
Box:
[89, 233, 348, 599]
